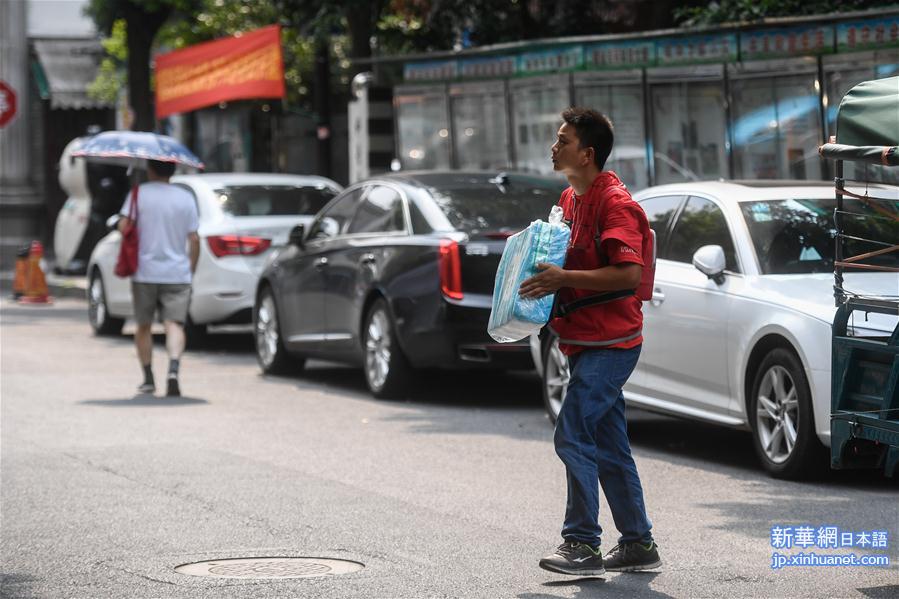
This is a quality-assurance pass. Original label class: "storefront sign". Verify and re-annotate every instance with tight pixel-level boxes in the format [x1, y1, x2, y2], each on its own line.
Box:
[458, 55, 516, 79]
[741, 25, 833, 59]
[657, 33, 737, 65]
[837, 16, 899, 51]
[585, 40, 655, 69]
[518, 46, 583, 75]
[154, 25, 285, 119]
[404, 60, 458, 82]
[0, 80, 17, 128]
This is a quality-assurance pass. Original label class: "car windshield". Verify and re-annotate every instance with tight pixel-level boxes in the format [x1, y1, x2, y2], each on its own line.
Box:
[740, 195, 899, 274]
[426, 178, 566, 234]
[214, 184, 336, 217]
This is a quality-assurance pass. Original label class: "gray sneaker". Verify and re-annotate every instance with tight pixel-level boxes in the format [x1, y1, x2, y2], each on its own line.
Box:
[603, 541, 662, 572]
[137, 381, 155, 394]
[539, 541, 605, 576]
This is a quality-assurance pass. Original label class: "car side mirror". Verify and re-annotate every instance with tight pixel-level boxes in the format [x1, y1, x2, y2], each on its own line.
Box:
[106, 214, 121, 231]
[289, 224, 305, 248]
[693, 245, 726, 285]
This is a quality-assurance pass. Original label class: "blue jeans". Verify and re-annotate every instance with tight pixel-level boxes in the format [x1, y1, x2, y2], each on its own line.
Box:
[554, 345, 653, 548]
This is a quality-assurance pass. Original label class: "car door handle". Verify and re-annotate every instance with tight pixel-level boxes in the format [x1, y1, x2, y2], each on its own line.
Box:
[651, 288, 665, 306]
[315, 257, 329, 269]
[360, 253, 376, 265]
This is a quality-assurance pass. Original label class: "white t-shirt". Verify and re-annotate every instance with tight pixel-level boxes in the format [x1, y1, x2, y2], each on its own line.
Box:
[120, 182, 199, 284]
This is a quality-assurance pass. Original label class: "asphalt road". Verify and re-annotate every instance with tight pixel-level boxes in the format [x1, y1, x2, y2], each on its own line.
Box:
[2, 298, 897, 598]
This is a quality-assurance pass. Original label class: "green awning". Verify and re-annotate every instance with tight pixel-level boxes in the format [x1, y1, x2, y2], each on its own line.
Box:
[820, 76, 898, 165]
[835, 76, 899, 148]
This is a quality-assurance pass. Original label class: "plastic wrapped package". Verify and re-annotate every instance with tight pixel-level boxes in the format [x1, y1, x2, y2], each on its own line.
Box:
[488, 206, 571, 342]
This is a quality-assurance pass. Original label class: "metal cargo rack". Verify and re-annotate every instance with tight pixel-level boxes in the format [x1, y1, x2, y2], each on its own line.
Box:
[819, 76, 899, 476]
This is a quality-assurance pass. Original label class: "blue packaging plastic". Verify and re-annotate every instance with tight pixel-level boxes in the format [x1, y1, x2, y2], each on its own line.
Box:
[488, 206, 571, 343]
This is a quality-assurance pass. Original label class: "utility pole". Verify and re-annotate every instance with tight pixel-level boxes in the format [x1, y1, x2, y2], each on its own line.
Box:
[313, 36, 331, 178]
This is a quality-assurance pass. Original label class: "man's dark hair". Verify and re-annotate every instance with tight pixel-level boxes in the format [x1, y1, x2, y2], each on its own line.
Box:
[561, 107, 614, 171]
[147, 159, 176, 177]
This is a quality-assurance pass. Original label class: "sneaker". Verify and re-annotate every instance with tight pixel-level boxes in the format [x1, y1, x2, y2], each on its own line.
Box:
[539, 541, 605, 576]
[603, 541, 662, 572]
[137, 381, 155, 394]
[166, 376, 181, 397]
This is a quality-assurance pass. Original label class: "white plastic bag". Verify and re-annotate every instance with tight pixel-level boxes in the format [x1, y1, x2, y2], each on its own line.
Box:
[487, 206, 571, 343]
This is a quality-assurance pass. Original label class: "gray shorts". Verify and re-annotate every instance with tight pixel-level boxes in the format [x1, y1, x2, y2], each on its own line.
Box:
[131, 282, 192, 325]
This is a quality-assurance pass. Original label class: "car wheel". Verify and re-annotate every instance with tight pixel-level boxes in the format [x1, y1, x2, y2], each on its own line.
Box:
[362, 298, 413, 398]
[88, 271, 124, 336]
[541, 332, 570, 423]
[749, 348, 825, 479]
[254, 287, 304, 375]
[184, 317, 209, 349]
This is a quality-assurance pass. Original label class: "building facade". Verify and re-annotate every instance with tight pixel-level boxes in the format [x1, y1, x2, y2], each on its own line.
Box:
[389, 9, 899, 191]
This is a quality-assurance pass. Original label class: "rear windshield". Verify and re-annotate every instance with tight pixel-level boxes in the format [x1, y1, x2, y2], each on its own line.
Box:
[214, 184, 337, 217]
[427, 179, 567, 233]
[739, 195, 899, 274]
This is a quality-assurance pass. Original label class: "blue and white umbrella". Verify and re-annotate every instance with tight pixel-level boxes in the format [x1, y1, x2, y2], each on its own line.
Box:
[71, 130, 205, 170]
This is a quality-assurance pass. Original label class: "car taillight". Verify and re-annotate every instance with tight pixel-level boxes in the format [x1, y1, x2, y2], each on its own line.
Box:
[438, 239, 463, 300]
[207, 235, 272, 257]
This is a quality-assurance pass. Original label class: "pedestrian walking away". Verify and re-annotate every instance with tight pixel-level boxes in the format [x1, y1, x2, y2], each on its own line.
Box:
[519, 107, 661, 577]
[118, 159, 200, 397]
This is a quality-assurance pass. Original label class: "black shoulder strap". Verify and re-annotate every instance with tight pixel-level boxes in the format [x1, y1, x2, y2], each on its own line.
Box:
[554, 289, 635, 318]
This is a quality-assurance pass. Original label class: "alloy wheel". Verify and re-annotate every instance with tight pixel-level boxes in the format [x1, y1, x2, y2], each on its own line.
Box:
[255, 294, 279, 369]
[755, 365, 799, 464]
[544, 338, 571, 420]
[88, 276, 106, 329]
[365, 308, 392, 392]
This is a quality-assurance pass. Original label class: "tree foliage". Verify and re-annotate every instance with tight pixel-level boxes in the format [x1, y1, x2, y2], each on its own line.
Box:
[675, 0, 891, 27]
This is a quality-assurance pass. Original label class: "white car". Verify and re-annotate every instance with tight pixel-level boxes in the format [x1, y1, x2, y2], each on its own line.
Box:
[532, 180, 898, 479]
[87, 173, 342, 338]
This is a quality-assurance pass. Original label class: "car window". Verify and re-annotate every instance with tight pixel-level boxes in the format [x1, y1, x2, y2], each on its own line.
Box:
[636, 195, 683, 258]
[740, 196, 899, 274]
[667, 196, 739, 272]
[307, 187, 364, 240]
[347, 185, 406, 234]
[214, 184, 336, 217]
[426, 177, 567, 234]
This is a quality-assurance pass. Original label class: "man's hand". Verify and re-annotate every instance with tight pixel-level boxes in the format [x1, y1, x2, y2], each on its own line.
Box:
[519, 263, 568, 299]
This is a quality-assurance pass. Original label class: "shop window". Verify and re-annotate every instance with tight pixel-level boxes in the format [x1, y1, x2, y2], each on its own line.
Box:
[395, 87, 451, 170]
[731, 73, 823, 181]
[510, 76, 570, 175]
[450, 82, 510, 170]
[576, 83, 648, 191]
[650, 81, 726, 184]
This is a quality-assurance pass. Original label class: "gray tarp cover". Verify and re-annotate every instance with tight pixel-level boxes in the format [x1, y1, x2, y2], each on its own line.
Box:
[819, 76, 898, 165]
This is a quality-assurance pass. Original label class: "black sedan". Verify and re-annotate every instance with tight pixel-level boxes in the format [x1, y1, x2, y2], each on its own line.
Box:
[252, 171, 567, 397]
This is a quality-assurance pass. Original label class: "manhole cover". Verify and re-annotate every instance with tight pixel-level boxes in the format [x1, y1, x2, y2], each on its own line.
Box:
[174, 557, 364, 579]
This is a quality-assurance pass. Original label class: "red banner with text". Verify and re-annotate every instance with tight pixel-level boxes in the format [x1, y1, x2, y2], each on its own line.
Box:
[155, 25, 285, 119]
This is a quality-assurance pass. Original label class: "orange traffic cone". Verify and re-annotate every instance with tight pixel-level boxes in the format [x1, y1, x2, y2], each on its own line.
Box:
[18, 241, 52, 305]
[11, 245, 29, 299]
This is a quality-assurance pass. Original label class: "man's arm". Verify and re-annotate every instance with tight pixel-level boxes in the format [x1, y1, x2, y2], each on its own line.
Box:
[188, 232, 200, 273]
[519, 262, 642, 299]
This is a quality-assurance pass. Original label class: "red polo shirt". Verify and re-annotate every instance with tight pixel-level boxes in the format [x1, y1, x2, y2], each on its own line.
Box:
[550, 171, 648, 355]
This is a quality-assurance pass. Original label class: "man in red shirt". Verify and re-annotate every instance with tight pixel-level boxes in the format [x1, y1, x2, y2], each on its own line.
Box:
[520, 107, 661, 576]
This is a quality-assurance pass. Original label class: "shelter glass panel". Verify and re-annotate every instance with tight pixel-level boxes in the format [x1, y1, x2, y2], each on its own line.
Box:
[450, 82, 510, 170]
[730, 73, 823, 181]
[510, 76, 570, 174]
[395, 86, 451, 171]
[649, 79, 726, 184]
[575, 82, 648, 191]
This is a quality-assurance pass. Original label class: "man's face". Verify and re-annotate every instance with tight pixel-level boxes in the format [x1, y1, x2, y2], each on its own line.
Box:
[551, 122, 591, 173]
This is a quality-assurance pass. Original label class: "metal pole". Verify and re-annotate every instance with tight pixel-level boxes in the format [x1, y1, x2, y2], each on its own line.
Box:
[834, 159, 844, 306]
